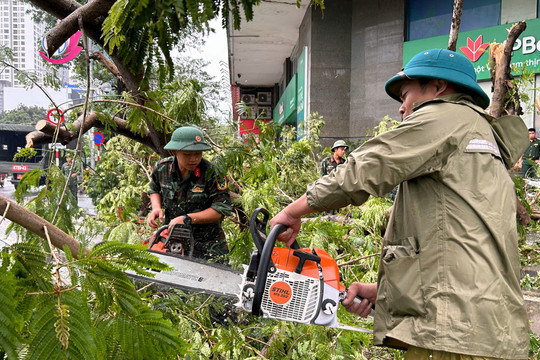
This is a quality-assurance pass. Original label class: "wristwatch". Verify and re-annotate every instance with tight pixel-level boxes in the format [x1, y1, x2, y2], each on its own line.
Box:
[182, 214, 192, 225]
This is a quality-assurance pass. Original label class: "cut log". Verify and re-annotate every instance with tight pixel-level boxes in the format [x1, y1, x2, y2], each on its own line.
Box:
[0, 195, 89, 258]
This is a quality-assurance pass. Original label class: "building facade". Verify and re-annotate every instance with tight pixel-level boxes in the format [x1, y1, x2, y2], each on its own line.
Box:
[228, 0, 540, 147]
[0, 0, 74, 113]
[0, 0, 46, 86]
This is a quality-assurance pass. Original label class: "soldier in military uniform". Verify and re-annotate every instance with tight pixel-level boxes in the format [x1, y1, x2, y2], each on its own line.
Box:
[61, 153, 79, 205]
[320, 140, 348, 176]
[522, 127, 540, 178]
[147, 126, 233, 263]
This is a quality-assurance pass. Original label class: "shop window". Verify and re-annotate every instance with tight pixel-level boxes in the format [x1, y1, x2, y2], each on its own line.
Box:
[407, 0, 500, 41]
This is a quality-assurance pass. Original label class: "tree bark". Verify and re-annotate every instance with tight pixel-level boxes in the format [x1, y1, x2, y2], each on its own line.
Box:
[488, 21, 527, 118]
[28, 0, 143, 96]
[447, 0, 463, 52]
[41, 0, 113, 58]
[487, 21, 529, 225]
[0, 196, 89, 258]
[26, 111, 157, 151]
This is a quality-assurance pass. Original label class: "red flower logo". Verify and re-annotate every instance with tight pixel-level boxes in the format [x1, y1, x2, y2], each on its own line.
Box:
[460, 35, 490, 62]
[195, 135, 201, 142]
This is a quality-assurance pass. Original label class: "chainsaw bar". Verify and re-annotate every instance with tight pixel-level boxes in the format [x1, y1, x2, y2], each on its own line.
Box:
[127, 250, 243, 299]
[332, 322, 373, 333]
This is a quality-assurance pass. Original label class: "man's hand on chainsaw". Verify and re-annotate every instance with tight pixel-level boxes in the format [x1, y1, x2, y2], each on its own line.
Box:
[270, 194, 316, 247]
[269, 208, 301, 247]
[148, 208, 164, 228]
[342, 282, 377, 318]
[168, 215, 187, 229]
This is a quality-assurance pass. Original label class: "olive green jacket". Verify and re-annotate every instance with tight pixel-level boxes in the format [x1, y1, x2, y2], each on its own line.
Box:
[306, 94, 530, 359]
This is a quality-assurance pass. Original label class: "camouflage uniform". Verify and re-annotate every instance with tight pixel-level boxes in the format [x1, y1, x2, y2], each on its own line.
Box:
[522, 138, 540, 177]
[148, 156, 233, 262]
[61, 160, 78, 201]
[320, 156, 346, 176]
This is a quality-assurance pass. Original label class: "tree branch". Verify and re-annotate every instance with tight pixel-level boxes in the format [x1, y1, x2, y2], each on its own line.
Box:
[89, 51, 121, 79]
[26, 111, 156, 151]
[0, 196, 89, 259]
[447, 0, 463, 51]
[28, 0, 143, 96]
[489, 21, 527, 118]
[39, 0, 113, 58]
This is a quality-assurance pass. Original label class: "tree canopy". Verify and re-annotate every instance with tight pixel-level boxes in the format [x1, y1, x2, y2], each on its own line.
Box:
[0, 105, 47, 124]
[23, 0, 288, 156]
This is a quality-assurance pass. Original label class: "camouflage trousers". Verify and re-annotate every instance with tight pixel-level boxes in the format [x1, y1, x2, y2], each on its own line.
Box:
[192, 236, 229, 265]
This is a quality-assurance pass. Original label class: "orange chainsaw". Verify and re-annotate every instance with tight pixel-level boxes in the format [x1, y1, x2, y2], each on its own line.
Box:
[238, 208, 372, 332]
[132, 208, 372, 332]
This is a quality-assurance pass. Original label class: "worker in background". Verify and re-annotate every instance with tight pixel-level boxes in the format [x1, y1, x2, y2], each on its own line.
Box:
[61, 153, 79, 205]
[522, 127, 540, 178]
[320, 140, 348, 176]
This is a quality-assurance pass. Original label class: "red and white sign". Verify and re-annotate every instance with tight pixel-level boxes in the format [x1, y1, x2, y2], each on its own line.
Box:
[12, 164, 28, 172]
[47, 108, 65, 125]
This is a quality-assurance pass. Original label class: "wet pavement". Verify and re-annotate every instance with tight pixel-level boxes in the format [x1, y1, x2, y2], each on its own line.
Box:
[0, 180, 97, 248]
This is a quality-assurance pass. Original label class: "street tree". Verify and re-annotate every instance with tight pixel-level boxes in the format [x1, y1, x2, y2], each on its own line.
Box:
[23, 0, 302, 156]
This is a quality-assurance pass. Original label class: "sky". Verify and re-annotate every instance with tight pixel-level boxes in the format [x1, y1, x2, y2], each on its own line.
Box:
[184, 18, 233, 122]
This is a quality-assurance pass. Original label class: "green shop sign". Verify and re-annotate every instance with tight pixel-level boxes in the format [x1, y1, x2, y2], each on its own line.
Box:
[297, 46, 308, 140]
[404, 18, 540, 80]
[274, 74, 297, 126]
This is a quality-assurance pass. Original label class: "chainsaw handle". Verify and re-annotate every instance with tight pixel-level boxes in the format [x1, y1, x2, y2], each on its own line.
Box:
[250, 208, 301, 250]
[147, 225, 169, 249]
[249, 208, 270, 253]
[252, 223, 287, 316]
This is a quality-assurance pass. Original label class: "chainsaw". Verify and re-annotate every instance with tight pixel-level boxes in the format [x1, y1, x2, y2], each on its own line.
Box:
[132, 208, 372, 333]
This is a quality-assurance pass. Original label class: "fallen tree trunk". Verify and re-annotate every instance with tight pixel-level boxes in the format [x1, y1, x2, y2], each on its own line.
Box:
[26, 111, 155, 150]
[0, 196, 89, 259]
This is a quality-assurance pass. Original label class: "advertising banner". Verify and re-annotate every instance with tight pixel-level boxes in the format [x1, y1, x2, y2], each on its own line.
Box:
[274, 74, 297, 125]
[404, 18, 540, 81]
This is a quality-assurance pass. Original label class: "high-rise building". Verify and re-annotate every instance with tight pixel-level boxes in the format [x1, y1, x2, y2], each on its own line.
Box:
[0, 0, 75, 113]
[0, 0, 46, 86]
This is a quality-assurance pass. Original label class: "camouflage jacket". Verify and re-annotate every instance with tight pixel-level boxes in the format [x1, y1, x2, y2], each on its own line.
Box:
[148, 156, 233, 246]
[320, 155, 345, 176]
[61, 161, 78, 186]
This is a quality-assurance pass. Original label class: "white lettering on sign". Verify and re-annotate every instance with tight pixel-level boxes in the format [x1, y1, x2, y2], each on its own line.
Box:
[12, 164, 28, 172]
[513, 36, 540, 55]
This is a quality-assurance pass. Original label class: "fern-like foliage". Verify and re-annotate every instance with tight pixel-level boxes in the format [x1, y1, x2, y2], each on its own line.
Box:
[96, 308, 185, 360]
[0, 265, 24, 360]
[26, 291, 98, 360]
[3, 230, 185, 358]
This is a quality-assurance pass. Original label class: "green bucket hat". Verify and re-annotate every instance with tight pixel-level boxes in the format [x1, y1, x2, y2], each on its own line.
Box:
[385, 49, 490, 109]
[164, 126, 211, 151]
[331, 140, 348, 151]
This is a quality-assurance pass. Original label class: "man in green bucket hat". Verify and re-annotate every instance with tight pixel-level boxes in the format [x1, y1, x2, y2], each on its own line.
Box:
[269, 49, 530, 359]
[320, 140, 348, 176]
[147, 126, 233, 263]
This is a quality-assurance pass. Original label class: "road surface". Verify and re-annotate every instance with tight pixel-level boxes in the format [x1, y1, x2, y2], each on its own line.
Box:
[0, 180, 97, 248]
